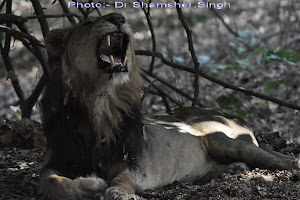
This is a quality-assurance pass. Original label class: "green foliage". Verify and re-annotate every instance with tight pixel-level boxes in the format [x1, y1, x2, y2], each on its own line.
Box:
[216, 95, 242, 109]
[236, 59, 250, 67]
[264, 79, 290, 94]
[264, 82, 278, 94]
[235, 109, 247, 118]
[246, 46, 267, 59]
[215, 64, 241, 71]
[261, 102, 269, 108]
[262, 48, 300, 65]
[10, 106, 22, 121]
[173, 105, 200, 110]
[184, 15, 207, 27]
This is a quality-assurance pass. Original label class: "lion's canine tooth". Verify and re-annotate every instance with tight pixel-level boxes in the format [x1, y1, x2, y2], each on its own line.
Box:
[110, 55, 115, 66]
[106, 35, 111, 47]
[122, 56, 127, 66]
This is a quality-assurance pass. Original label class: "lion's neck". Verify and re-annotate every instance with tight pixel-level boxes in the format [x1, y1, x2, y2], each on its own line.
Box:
[77, 81, 142, 144]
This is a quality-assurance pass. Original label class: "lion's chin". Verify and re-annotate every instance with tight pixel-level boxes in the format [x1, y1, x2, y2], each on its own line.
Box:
[112, 73, 130, 85]
[97, 31, 129, 74]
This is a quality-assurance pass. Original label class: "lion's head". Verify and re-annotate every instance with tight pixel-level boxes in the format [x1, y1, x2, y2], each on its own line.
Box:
[45, 13, 142, 143]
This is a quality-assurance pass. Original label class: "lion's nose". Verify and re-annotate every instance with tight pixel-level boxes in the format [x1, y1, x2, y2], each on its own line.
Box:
[103, 13, 126, 28]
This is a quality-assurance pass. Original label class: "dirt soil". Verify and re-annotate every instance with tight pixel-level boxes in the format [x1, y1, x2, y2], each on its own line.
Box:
[0, 118, 299, 200]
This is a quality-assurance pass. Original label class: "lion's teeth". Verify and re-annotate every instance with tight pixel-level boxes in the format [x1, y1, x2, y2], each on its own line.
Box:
[122, 56, 127, 66]
[106, 35, 111, 47]
[110, 55, 115, 66]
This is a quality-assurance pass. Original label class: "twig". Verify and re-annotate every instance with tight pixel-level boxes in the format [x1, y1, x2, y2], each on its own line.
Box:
[175, 0, 200, 107]
[0, 25, 44, 47]
[209, 8, 251, 49]
[142, 70, 203, 107]
[72, 0, 89, 19]
[209, 8, 239, 37]
[0, 14, 50, 79]
[136, 50, 300, 111]
[1, 0, 25, 106]
[58, 0, 78, 25]
[138, 0, 156, 74]
[30, 0, 49, 37]
[142, 73, 182, 108]
[26, 13, 81, 21]
[0, 9, 48, 118]
[0, 0, 6, 12]
[22, 74, 46, 118]
[0, 13, 28, 25]
[148, 90, 173, 115]
[141, 76, 157, 103]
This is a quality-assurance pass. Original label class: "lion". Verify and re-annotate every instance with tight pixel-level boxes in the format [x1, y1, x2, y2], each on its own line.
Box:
[40, 13, 299, 200]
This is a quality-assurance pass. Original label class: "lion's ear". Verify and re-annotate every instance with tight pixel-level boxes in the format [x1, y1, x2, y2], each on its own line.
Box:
[45, 28, 73, 56]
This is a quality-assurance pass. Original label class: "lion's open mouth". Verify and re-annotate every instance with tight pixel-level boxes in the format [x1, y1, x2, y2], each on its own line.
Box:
[97, 32, 129, 74]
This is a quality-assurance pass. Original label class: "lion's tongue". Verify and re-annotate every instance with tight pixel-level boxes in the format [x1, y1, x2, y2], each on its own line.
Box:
[100, 54, 122, 65]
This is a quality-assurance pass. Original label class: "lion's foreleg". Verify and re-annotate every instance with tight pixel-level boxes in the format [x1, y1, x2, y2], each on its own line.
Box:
[204, 132, 299, 170]
[105, 168, 143, 200]
[40, 169, 107, 200]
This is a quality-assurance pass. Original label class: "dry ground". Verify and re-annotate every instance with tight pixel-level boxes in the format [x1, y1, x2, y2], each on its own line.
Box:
[0, 118, 299, 199]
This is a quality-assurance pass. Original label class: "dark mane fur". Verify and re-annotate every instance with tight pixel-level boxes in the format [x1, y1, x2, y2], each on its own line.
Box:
[41, 55, 144, 181]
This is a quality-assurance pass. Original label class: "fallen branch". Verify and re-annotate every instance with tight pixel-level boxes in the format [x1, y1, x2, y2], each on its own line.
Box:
[136, 50, 300, 111]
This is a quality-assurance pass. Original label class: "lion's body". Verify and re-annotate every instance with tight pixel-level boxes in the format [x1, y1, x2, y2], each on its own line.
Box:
[40, 13, 299, 200]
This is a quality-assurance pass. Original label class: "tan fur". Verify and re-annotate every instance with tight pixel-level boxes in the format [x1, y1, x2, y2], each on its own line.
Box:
[48, 21, 142, 144]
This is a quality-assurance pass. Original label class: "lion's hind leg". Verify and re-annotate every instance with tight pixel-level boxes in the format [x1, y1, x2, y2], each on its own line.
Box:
[40, 170, 108, 200]
[204, 132, 299, 170]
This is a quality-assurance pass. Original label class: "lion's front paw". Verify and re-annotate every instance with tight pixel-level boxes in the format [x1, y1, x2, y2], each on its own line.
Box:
[74, 175, 108, 194]
[104, 187, 143, 200]
[41, 174, 107, 200]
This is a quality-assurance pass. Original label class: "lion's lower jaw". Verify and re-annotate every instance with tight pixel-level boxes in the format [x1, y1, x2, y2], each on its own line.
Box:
[112, 73, 130, 85]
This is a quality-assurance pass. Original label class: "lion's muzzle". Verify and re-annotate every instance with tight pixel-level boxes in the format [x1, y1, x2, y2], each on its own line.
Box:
[97, 31, 129, 74]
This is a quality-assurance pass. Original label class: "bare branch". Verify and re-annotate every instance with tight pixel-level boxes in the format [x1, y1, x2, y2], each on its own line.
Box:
[0, 14, 28, 25]
[1, 0, 25, 105]
[0, 25, 44, 47]
[138, 0, 156, 74]
[26, 13, 81, 21]
[175, 0, 200, 108]
[30, 0, 50, 38]
[0, 0, 6, 12]
[22, 74, 46, 118]
[148, 90, 173, 115]
[58, 0, 78, 25]
[142, 70, 203, 107]
[209, 8, 239, 37]
[142, 73, 183, 108]
[136, 50, 300, 111]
